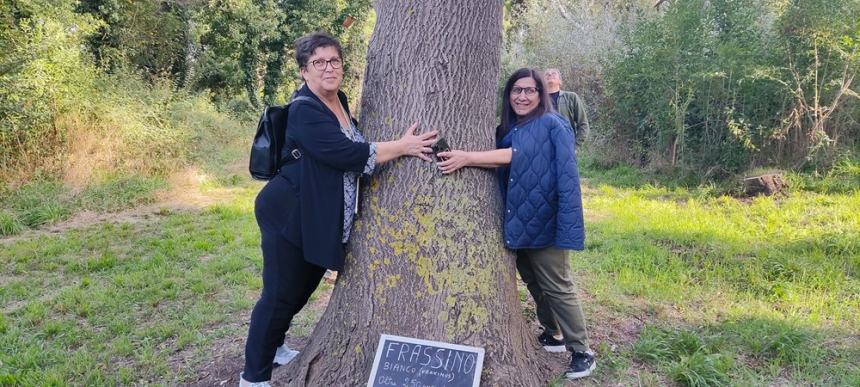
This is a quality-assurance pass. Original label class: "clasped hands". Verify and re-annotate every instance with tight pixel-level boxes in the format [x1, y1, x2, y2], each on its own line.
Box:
[396, 122, 479, 175]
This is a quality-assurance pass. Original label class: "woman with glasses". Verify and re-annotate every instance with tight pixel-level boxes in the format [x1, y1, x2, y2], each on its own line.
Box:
[437, 68, 595, 380]
[240, 32, 437, 387]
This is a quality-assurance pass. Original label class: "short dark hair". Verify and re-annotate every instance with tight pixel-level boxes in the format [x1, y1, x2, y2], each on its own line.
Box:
[294, 32, 343, 69]
[498, 68, 553, 140]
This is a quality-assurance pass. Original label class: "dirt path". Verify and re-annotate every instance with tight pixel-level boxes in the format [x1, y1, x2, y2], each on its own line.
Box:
[1, 167, 256, 246]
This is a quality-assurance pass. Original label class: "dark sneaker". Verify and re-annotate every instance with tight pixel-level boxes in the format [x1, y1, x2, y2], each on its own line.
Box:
[565, 351, 596, 380]
[537, 331, 566, 353]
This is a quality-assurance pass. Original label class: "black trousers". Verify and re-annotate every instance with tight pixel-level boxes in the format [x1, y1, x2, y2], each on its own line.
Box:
[243, 177, 327, 382]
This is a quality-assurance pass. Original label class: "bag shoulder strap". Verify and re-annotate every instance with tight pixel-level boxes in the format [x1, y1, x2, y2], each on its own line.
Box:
[288, 95, 316, 107]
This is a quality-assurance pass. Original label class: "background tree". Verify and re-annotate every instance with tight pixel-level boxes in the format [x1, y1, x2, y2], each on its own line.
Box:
[77, 0, 192, 82]
[604, 0, 859, 174]
[281, 0, 556, 385]
[1, 0, 100, 178]
[507, 0, 859, 179]
[503, 0, 656, 162]
[194, 0, 371, 110]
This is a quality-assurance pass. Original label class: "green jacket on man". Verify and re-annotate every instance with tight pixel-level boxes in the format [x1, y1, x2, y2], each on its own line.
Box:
[556, 90, 589, 145]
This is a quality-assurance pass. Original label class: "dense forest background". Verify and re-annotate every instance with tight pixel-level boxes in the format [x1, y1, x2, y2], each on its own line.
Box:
[1, 0, 858, 231]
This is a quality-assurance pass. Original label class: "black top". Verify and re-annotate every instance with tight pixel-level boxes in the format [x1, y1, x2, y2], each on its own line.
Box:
[550, 91, 560, 110]
[280, 84, 369, 271]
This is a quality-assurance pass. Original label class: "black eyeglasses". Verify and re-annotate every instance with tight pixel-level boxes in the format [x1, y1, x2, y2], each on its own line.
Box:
[308, 58, 343, 71]
[511, 86, 539, 96]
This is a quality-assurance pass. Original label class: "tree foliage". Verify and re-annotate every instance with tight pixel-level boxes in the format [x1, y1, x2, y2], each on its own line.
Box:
[0, 0, 100, 176]
[606, 0, 860, 173]
[194, 0, 372, 109]
[0, 0, 372, 183]
[506, 0, 859, 176]
[77, 0, 191, 82]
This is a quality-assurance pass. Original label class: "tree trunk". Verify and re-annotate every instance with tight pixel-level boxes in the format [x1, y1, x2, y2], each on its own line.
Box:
[281, 1, 555, 386]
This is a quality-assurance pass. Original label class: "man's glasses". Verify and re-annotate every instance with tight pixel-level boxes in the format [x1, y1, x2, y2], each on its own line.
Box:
[309, 58, 342, 71]
[511, 87, 539, 97]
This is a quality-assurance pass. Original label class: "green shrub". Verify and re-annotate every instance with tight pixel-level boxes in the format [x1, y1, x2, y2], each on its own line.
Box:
[602, 0, 860, 175]
[786, 157, 860, 194]
[77, 0, 190, 80]
[0, 0, 100, 180]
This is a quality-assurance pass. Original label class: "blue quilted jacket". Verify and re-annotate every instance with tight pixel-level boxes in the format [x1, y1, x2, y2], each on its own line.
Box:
[496, 112, 585, 250]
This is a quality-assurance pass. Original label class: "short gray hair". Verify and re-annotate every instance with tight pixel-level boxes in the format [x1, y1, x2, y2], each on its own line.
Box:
[294, 32, 343, 69]
[544, 68, 561, 77]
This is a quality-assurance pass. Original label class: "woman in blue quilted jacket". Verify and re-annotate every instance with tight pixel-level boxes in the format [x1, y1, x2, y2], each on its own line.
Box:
[437, 67, 595, 380]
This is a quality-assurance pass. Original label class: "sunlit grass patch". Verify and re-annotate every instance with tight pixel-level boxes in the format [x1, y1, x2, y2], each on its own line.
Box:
[577, 182, 859, 384]
[580, 185, 860, 326]
[0, 175, 167, 236]
[0, 187, 264, 384]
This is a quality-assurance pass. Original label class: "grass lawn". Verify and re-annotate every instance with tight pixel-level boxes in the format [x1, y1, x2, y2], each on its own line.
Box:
[1, 166, 858, 386]
[0, 181, 261, 385]
[566, 172, 859, 386]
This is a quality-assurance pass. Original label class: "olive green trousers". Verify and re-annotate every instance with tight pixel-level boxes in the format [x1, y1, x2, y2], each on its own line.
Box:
[516, 247, 590, 352]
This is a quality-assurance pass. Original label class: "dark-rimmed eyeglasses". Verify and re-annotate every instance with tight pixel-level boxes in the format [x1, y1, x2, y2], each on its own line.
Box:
[511, 87, 539, 96]
[309, 58, 342, 71]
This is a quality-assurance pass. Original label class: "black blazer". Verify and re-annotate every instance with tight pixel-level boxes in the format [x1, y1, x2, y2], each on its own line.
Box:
[278, 84, 370, 271]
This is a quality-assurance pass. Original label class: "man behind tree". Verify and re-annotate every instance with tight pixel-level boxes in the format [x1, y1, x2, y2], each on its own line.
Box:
[544, 68, 589, 145]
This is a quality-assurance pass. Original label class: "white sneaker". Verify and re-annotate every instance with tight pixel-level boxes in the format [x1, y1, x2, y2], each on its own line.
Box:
[239, 373, 271, 387]
[273, 344, 300, 366]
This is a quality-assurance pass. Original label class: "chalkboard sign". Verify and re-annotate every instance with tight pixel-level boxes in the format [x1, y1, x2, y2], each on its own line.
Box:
[367, 334, 485, 387]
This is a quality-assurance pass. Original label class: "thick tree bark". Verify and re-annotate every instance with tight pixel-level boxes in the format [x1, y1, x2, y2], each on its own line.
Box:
[283, 1, 554, 385]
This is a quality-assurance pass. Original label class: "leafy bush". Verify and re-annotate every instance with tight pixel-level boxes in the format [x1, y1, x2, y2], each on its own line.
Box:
[604, 0, 860, 174]
[0, 0, 100, 179]
[77, 0, 191, 81]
